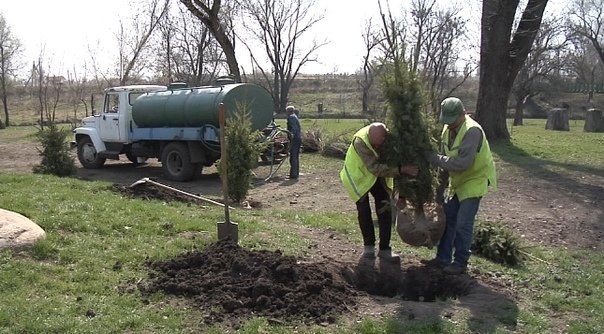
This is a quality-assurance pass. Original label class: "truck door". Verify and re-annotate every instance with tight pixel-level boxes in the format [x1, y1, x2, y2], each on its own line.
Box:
[99, 93, 121, 142]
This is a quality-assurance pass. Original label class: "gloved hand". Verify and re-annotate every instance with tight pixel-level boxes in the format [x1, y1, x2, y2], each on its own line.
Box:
[423, 150, 437, 163]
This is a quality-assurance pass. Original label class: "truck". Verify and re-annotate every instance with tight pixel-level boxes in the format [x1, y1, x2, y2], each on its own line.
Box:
[72, 79, 276, 182]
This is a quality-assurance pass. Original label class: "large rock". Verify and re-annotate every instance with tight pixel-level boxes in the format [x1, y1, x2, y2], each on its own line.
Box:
[0, 208, 46, 249]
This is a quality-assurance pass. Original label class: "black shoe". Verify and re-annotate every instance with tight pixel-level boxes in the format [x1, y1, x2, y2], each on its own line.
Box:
[443, 264, 467, 275]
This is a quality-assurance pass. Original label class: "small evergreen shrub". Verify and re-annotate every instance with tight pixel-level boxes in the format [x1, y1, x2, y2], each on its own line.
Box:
[472, 220, 525, 266]
[222, 106, 264, 203]
[33, 124, 76, 177]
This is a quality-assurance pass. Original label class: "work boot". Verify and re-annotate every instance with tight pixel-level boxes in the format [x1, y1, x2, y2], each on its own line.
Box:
[378, 248, 400, 263]
[420, 258, 447, 269]
[443, 264, 467, 275]
[361, 246, 375, 259]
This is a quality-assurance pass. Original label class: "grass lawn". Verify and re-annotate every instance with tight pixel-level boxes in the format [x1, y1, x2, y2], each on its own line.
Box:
[0, 119, 603, 333]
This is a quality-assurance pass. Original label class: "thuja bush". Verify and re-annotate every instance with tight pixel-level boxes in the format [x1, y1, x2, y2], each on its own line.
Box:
[379, 58, 440, 214]
[33, 123, 76, 177]
[222, 107, 265, 203]
[472, 220, 525, 267]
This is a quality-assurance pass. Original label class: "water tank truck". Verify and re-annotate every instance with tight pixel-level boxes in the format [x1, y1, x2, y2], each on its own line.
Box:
[72, 80, 275, 181]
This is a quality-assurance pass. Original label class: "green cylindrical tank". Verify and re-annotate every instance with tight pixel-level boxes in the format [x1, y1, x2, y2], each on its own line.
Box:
[132, 83, 274, 131]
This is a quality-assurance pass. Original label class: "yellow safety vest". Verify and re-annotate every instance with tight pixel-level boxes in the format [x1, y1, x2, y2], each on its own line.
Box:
[442, 116, 497, 201]
[340, 126, 394, 202]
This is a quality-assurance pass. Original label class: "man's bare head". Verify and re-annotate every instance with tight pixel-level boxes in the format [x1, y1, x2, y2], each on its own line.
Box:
[368, 122, 387, 150]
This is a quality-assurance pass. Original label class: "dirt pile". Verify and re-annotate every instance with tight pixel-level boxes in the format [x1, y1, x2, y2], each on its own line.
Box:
[141, 239, 477, 328]
[142, 240, 358, 327]
[122, 182, 477, 327]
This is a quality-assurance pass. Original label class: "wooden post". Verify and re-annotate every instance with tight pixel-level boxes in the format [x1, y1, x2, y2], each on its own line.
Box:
[217, 103, 238, 243]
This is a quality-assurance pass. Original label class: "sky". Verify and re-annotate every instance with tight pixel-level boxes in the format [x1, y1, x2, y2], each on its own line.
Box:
[1, 0, 566, 78]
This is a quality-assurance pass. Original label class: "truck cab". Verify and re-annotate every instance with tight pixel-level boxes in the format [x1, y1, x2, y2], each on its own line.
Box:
[73, 85, 167, 168]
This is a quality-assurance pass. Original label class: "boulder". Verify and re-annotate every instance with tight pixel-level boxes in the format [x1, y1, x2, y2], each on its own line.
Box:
[0, 208, 46, 250]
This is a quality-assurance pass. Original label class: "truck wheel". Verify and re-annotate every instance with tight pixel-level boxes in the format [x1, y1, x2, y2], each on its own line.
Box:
[161, 142, 195, 181]
[126, 152, 147, 165]
[77, 137, 106, 169]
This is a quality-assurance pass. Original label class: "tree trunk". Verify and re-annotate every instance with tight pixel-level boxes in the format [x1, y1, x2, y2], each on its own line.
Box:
[180, 0, 241, 83]
[362, 89, 369, 113]
[212, 27, 241, 82]
[1, 87, 7, 128]
[513, 96, 524, 126]
[475, 0, 548, 142]
[545, 108, 569, 131]
[584, 108, 604, 132]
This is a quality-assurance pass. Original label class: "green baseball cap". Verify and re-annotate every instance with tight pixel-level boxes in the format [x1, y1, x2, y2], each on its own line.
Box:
[439, 97, 464, 124]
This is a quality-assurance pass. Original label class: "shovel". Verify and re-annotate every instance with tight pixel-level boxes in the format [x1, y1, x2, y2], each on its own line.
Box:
[129, 177, 233, 209]
[216, 103, 239, 244]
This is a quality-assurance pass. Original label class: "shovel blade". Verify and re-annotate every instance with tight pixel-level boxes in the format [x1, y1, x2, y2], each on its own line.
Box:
[217, 221, 239, 244]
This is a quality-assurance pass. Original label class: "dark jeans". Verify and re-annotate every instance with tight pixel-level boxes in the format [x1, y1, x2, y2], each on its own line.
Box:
[289, 137, 301, 178]
[356, 179, 392, 250]
[436, 194, 481, 268]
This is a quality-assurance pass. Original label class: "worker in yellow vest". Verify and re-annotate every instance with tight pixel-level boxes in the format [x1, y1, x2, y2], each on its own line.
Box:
[424, 97, 497, 274]
[340, 122, 419, 262]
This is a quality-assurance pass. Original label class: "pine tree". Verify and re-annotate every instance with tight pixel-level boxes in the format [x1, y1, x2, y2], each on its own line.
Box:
[33, 123, 76, 177]
[379, 57, 439, 215]
[222, 105, 265, 203]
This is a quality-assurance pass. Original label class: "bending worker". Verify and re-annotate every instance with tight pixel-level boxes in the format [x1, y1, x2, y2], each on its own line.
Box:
[340, 122, 418, 262]
[424, 97, 497, 274]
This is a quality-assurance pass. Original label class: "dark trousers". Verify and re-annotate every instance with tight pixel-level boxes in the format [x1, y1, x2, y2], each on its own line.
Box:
[356, 178, 392, 250]
[289, 137, 301, 178]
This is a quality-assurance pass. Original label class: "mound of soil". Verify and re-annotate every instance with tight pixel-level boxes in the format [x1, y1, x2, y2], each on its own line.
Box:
[141, 239, 476, 328]
[142, 240, 358, 327]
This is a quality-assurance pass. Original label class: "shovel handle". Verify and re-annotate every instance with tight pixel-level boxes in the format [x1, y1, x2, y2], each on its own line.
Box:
[218, 103, 230, 222]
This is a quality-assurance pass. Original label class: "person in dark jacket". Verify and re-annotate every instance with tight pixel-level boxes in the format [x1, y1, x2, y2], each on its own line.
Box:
[286, 105, 301, 179]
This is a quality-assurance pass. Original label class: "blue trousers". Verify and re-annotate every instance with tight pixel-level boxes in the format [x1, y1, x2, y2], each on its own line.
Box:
[289, 137, 301, 178]
[436, 195, 481, 268]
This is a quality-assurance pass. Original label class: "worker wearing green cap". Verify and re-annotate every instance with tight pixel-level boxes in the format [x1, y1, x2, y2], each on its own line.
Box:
[423, 97, 497, 275]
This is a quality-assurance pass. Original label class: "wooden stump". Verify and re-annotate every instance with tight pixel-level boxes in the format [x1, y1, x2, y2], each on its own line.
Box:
[545, 108, 570, 131]
[584, 109, 604, 133]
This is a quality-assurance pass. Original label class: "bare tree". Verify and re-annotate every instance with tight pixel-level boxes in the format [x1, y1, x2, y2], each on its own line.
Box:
[117, 0, 171, 85]
[512, 18, 568, 125]
[377, 0, 408, 64]
[33, 57, 46, 128]
[239, 0, 325, 113]
[409, 0, 473, 113]
[155, 5, 226, 85]
[0, 14, 22, 128]
[358, 19, 384, 114]
[66, 65, 90, 122]
[475, 0, 549, 141]
[563, 36, 604, 102]
[180, 0, 241, 82]
[567, 0, 604, 66]
[376, 0, 473, 114]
